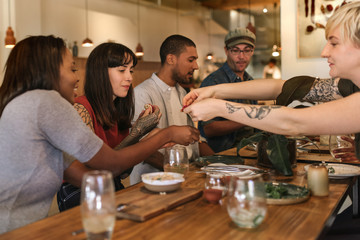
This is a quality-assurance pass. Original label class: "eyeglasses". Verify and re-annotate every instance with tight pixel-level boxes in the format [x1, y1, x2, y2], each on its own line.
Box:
[228, 47, 254, 56]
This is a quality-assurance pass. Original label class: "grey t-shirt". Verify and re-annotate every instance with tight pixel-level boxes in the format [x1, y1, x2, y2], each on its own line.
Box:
[130, 73, 199, 185]
[0, 90, 103, 233]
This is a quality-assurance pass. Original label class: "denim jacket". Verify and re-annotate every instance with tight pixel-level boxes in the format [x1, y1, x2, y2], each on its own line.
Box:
[198, 62, 257, 153]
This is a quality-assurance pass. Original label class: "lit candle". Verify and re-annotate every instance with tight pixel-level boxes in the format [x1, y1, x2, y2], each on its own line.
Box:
[307, 163, 329, 197]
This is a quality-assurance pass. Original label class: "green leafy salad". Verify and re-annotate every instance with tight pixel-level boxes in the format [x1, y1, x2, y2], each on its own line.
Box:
[265, 182, 309, 199]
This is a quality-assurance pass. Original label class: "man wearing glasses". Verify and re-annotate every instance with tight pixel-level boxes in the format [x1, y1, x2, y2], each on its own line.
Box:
[198, 28, 258, 153]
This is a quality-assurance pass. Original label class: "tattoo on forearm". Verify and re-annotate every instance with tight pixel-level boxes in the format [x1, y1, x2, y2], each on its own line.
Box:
[303, 77, 342, 102]
[225, 103, 281, 120]
[74, 103, 95, 132]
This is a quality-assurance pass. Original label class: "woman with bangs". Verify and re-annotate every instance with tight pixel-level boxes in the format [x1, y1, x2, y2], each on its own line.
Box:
[57, 42, 192, 211]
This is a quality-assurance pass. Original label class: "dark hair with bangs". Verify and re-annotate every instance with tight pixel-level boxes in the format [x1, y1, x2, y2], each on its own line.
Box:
[0, 35, 66, 117]
[159, 34, 196, 65]
[85, 42, 137, 130]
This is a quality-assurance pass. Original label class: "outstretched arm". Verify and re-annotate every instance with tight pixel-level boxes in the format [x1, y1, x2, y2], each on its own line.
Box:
[182, 79, 285, 107]
[184, 92, 360, 137]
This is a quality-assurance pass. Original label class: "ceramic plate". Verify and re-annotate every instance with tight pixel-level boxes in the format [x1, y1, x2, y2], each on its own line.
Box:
[265, 182, 310, 205]
[194, 155, 244, 167]
[304, 163, 360, 179]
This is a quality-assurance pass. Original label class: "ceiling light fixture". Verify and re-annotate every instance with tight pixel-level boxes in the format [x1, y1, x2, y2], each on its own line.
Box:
[246, 0, 256, 34]
[206, 9, 214, 61]
[82, 0, 93, 47]
[263, 7, 268, 13]
[135, 0, 144, 58]
[272, 2, 280, 57]
[5, 0, 16, 48]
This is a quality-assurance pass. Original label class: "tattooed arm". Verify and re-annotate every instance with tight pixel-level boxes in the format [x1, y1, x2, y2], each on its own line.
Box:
[303, 77, 343, 102]
[226, 103, 281, 120]
[184, 93, 360, 136]
[74, 103, 94, 131]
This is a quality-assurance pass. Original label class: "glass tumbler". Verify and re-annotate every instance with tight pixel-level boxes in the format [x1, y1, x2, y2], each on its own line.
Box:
[226, 176, 267, 228]
[203, 173, 226, 204]
[163, 145, 189, 176]
[329, 135, 354, 161]
[81, 170, 116, 240]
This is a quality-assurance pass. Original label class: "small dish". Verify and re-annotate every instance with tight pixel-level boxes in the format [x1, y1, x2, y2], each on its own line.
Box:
[265, 182, 310, 205]
[141, 172, 185, 192]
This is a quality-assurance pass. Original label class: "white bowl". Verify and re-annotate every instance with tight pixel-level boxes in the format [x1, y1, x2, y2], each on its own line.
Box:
[141, 172, 185, 192]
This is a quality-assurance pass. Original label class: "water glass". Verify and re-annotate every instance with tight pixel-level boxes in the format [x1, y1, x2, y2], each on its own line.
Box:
[203, 173, 226, 204]
[164, 145, 189, 176]
[188, 141, 200, 162]
[329, 135, 354, 161]
[226, 176, 267, 228]
[81, 170, 116, 240]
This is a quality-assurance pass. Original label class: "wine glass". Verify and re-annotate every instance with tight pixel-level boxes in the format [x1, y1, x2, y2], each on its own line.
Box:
[329, 135, 354, 161]
[226, 176, 267, 228]
[81, 170, 116, 240]
[163, 145, 189, 176]
[203, 173, 227, 204]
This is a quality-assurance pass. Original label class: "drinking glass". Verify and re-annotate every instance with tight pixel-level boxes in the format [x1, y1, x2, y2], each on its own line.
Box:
[81, 170, 116, 240]
[226, 176, 267, 228]
[163, 145, 189, 176]
[203, 173, 226, 204]
[329, 135, 354, 161]
[188, 141, 200, 162]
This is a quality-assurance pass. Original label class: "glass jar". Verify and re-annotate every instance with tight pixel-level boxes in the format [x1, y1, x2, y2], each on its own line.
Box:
[307, 163, 329, 197]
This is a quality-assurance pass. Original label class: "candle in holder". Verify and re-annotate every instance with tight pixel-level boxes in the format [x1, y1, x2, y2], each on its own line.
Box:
[307, 163, 329, 197]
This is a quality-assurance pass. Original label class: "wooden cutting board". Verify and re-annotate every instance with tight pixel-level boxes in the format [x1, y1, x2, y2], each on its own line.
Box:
[115, 186, 202, 222]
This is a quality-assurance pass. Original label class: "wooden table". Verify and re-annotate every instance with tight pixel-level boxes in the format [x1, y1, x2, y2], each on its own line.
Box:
[0, 149, 351, 240]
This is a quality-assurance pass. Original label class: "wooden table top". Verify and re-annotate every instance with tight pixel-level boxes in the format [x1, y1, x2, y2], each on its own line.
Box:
[0, 149, 351, 240]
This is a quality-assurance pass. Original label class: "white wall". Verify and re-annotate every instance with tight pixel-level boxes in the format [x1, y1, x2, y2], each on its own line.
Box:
[0, 0, 333, 84]
[280, 0, 330, 79]
[0, 0, 225, 84]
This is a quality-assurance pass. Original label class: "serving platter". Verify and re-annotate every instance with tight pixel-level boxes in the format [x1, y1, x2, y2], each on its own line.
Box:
[200, 164, 263, 177]
[304, 163, 360, 179]
[265, 182, 310, 205]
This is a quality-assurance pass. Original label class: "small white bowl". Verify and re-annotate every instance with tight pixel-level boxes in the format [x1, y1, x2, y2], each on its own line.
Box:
[141, 172, 185, 192]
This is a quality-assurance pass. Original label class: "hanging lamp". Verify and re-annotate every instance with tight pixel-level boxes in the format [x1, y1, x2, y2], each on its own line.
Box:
[206, 10, 214, 61]
[272, 2, 280, 57]
[246, 0, 256, 34]
[5, 0, 16, 48]
[82, 0, 93, 47]
[135, 0, 144, 58]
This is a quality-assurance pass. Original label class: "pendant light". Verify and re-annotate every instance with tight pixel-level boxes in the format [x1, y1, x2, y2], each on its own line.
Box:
[82, 0, 93, 47]
[176, 0, 179, 33]
[246, 0, 256, 34]
[206, 10, 213, 61]
[5, 0, 16, 48]
[135, 0, 144, 58]
[272, 2, 280, 57]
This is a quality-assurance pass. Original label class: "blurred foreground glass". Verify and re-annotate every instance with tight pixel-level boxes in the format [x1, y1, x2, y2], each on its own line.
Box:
[329, 135, 354, 161]
[203, 173, 226, 204]
[81, 170, 116, 240]
[164, 145, 189, 176]
[226, 176, 267, 228]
